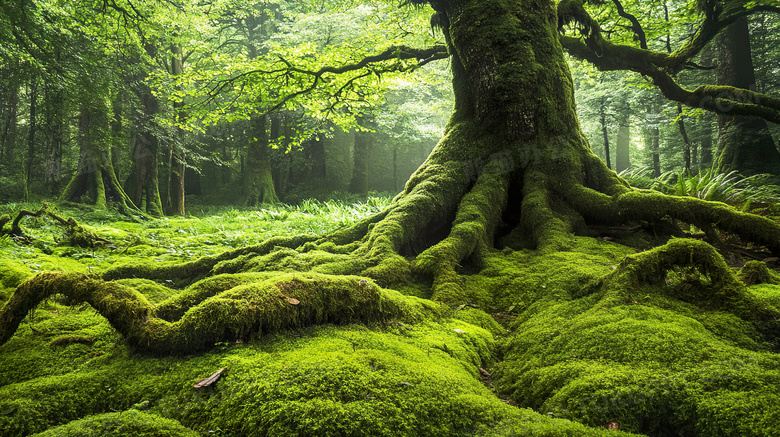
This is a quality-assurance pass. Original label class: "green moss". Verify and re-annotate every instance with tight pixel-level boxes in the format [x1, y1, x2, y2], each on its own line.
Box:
[495, 238, 780, 436]
[453, 307, 505, 335]
[747, 283, 780, 311]
[0, 322, 623, 436]
[30, 410, 199, 437]
[0, 260, 31, 290]
[739, 260, 780, 286]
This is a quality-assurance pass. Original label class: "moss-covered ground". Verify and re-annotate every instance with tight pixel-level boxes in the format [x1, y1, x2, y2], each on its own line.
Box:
[1, 199, 779, 436]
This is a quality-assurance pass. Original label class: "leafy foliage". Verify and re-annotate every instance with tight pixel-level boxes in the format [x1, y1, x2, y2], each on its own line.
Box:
[619, 168, 780, 208]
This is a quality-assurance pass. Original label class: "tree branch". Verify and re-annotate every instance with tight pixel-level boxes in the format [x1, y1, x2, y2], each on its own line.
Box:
[558, 1, 780, 124]
[610, 0, 647, 49]
[197, 45, 449, 113]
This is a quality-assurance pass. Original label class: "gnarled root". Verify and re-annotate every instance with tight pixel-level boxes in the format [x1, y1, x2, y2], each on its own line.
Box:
[0, 271, 438, 355]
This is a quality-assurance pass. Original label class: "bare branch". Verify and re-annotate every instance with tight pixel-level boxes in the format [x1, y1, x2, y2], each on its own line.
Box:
[611, 0, 647, 49]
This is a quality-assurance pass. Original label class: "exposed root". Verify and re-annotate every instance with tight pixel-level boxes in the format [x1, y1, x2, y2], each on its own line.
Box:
[588, 238, 780, 343]
[616, 190, 780, 254]
[415, 159, 510, 303]
[102, 234, 318, 284]
[0, 271, 439, 355]
[0, 204, 111, 247]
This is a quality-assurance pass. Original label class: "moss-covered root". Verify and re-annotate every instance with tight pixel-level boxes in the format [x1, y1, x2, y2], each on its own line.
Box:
[0, 271, 439, 355]
[414, 159, 510, 304]
[739, 260, 780, 286]
[617, 189, 780, 254]
[0, 272, 153, 348]
[101, 234, 318, 283]
[595, 239, 780, 342]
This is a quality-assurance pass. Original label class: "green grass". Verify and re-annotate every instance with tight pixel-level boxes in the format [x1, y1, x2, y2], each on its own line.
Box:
[0, 196, 392, 277]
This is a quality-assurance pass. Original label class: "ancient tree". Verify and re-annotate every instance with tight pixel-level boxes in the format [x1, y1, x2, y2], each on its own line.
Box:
[3, 0, 780, 435]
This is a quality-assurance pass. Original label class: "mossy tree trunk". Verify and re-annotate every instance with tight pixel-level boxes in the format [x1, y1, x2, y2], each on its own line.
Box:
[58, 99, 139, 214]
[714, 16, 780, 176]
[242, 114, 279, 206]
[127, 84, 164, 217]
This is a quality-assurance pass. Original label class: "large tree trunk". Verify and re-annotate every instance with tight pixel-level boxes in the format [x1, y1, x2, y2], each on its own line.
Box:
[58, 99, 139, 214]
[242, 115, 279, 206]
[714, 16, 780, 176]
[131, 86, 164, 216]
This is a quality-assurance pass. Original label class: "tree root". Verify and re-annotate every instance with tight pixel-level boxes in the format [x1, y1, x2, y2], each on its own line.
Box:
[0, 204, 111, 248]
[0, 271, 439, 355]
[586, 238, 780, 344]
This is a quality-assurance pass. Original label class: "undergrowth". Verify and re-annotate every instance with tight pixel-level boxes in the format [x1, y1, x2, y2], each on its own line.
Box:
[618, 167, 780, 212]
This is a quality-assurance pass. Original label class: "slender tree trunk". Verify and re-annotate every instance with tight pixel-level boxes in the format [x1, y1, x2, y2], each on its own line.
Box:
[616, 123, 630, 173]
[24, 78, 38, 200]
[714, 16, 780, 176]
[599, 97, 611, 170]
[677, 104, 692, 174]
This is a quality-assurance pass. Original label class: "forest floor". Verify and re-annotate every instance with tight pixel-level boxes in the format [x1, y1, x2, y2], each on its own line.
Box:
[1, 197, 780, 436]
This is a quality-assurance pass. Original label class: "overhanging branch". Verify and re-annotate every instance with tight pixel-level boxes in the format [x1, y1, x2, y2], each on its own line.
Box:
[558, 1, 780, 124]
[198, 45, 449, 114]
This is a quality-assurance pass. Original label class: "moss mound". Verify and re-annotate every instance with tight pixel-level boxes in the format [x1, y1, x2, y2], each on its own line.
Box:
[0, 320, 627, 436]
[30, 410, 198, 437]
[495, 240, 780, 436]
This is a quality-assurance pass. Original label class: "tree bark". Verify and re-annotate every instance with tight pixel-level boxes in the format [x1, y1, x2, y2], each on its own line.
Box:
[616, 123, 630, 173]
[242, 115, 279, 206]
[58, 99, 139, 214]
[714, 16, 780, 176]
